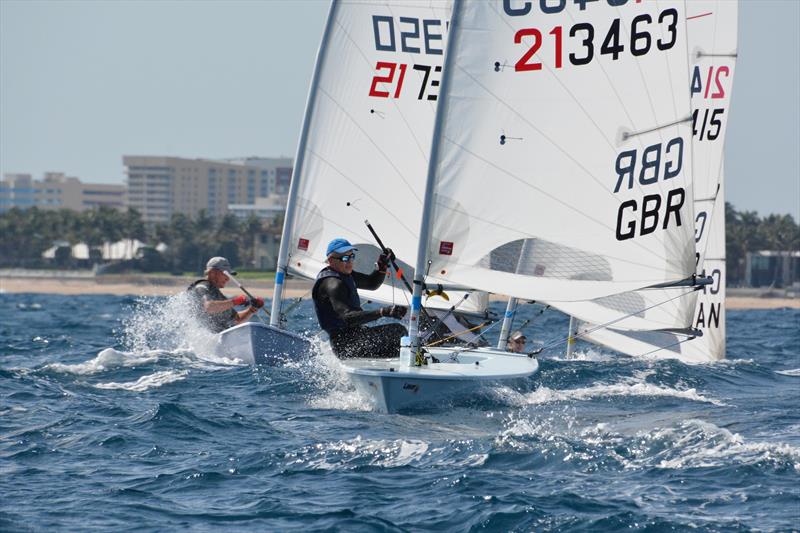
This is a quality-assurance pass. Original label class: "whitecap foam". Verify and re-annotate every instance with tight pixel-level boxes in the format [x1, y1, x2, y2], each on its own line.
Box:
[640, 419, 800, 472]
[94, 370, 189, 392]
[775, 368, 800, 376]
[288, 436, 469, 470]
[492, 379, 724, 407]
[551, 347, 618, 362]
[44, 347, 162, 375]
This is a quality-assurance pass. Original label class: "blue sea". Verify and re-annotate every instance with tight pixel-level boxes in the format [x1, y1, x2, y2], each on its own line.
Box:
[1, 292, 798, 532]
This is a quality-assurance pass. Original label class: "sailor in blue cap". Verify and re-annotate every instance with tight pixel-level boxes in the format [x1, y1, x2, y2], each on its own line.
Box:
[312, 238, 407, 358]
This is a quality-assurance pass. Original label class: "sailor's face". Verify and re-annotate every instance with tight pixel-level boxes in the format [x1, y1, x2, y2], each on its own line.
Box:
[210, 269, 229, 288]
[329, 254, 355, 274]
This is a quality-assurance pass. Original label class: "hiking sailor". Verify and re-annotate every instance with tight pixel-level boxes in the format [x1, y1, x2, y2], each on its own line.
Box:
[313, 238, 407, 358]
[188, 256, 264, 333]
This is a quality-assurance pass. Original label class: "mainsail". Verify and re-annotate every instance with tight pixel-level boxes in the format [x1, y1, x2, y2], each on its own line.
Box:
[576, 0, 737, 360]
[422, 0, 697, 306]
[271, 0, 487, 316]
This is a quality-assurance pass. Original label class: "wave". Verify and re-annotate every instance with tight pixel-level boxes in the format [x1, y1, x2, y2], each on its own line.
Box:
[638, 419, 800, 472]
[775, 368, 800, 376]
[44, 347, 162, 375]
[94, 370, 189, 392]
[286, 436, 488, 472]
[492, 378, 724, 407]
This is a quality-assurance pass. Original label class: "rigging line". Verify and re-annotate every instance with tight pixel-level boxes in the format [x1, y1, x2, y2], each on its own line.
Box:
[434, 140, 677, 269]
[537, 286, 697, 352]
[330, 9, 439, 166]
[421, 293, 471, 342]
[315, 88, 424, 205]
[305, 148, 419, 238]
[424, 321, 487, 348]
[441, 319, 503, 358]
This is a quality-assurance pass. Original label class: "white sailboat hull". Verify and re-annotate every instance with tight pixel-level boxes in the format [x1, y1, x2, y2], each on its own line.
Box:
[343, 347, 538, 413]
[215, 322, 311, 365]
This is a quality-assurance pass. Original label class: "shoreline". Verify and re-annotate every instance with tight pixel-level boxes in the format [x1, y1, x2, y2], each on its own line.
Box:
[1, 275, 798, 310]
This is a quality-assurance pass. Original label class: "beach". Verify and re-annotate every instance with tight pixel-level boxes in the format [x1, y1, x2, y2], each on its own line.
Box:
[1, 273, 796, 309]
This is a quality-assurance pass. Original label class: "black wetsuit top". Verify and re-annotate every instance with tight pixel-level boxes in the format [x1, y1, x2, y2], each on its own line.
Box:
[311, 267, 385, 335]
[188, 279, 237, 333]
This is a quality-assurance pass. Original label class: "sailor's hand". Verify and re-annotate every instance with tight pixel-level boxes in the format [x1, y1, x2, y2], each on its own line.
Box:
[249, 297, 265, 309]
[376, 248, 395, 271]
[381, 305, 407, 319]
[232, 295, 248, 306]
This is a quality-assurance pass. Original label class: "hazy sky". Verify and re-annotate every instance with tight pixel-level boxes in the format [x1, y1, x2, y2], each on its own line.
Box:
[1, 0, 798, 218]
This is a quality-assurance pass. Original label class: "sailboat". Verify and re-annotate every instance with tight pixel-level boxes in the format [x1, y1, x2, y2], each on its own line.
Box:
[341, 0, 710, 411]
[562, 0, 738, 363]
[260, 0, 493, 367]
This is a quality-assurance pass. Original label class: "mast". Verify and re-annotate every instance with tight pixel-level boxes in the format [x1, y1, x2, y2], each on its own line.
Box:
[565, 316, 578, 357]
[407, 0, 464, 355]
[270, 0, 340, 326]
[497, 239, 532, 349]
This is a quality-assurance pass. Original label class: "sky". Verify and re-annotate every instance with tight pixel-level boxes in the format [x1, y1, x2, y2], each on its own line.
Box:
[1, 0, 798, 218]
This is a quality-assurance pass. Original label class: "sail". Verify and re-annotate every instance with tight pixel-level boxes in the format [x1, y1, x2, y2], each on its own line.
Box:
[425, 0, 696, 304]
[576, 0, 736, 357]
[280, 0, 484, 314]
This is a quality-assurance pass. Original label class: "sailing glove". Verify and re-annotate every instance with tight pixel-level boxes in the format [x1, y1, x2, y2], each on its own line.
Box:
[232, 295, 248, 306]
[381, 305, 407, 319]
[376, 248, 395, 271]
[249, 297, 265, 309]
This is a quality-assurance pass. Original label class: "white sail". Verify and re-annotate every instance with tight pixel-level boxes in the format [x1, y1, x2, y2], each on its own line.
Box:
[425, 0, 696, 305]
[578, 0, 737, 359]
[277, 0, 485, 314]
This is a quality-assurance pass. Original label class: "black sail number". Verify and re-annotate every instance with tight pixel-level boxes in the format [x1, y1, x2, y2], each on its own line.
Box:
[569, 23, 594, 66]
[657, 8, 678, 51]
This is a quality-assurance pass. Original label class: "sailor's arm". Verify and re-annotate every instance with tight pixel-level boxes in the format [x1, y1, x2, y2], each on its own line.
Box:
[353, 268, 387, 291]
[233, 305, 259, 324]
[203, 294, 247, 314]
[321, 277, 382, 327]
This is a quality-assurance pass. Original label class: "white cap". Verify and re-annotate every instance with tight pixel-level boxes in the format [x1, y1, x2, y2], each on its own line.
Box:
[206, 256, 237, 275]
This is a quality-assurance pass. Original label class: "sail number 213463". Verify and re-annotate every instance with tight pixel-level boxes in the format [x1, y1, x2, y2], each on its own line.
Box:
[512, 9, 677, 71]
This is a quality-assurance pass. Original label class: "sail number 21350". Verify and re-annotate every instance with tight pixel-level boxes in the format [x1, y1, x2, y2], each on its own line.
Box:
[513, 8, 677, 71]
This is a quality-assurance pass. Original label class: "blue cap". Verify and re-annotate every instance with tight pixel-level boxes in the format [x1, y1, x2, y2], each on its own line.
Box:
[326, 238, 357, 257]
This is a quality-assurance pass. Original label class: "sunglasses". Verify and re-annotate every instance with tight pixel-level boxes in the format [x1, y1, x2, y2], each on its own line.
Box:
[336, 253, 356, 263]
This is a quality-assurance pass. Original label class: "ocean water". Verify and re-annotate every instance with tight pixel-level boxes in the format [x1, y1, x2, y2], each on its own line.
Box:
[1, 292, 798, 532]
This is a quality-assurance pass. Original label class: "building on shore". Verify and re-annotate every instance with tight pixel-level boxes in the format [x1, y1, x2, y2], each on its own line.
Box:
[228, 195, 287, 223]
[0, 172, 126, 212]
[744, 251, 800, 289]
[123, 156, 293, 223]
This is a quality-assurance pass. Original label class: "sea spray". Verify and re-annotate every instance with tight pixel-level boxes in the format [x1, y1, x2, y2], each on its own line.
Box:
[121, 291, 218, 356]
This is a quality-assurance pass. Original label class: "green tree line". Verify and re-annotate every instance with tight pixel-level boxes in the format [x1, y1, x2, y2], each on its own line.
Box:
[0, 206, 279, 273]
[0, 204, 797, 281]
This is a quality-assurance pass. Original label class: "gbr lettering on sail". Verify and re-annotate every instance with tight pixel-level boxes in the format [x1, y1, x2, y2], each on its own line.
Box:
[503, 0, 688, 242]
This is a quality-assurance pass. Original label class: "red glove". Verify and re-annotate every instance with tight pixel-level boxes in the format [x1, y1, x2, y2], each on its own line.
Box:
[232, 295, 248, 306]
[249, 297, 265, 309]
